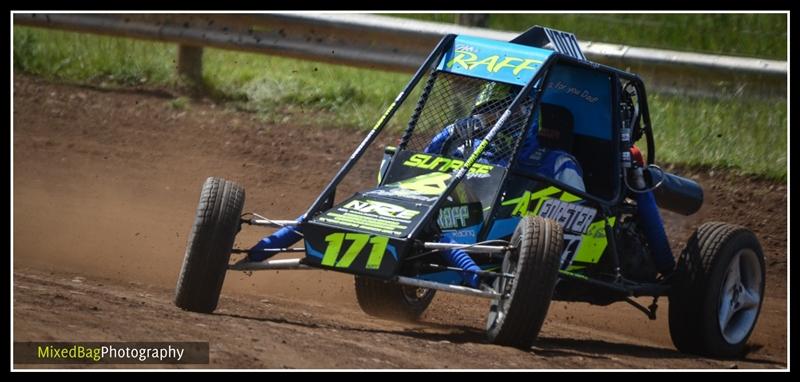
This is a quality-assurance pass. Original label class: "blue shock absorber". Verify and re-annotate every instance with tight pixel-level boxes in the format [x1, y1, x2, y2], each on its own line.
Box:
[443, 247, 481, 288]
[635, 191, 675, 274]
[248, 215, 304, 262]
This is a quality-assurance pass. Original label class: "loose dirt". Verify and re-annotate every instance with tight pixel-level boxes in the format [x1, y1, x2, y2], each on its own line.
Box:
[13, 74, 787, 369]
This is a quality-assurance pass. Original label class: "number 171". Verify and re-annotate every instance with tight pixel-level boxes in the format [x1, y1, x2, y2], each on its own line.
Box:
[321, 233, 389, 270]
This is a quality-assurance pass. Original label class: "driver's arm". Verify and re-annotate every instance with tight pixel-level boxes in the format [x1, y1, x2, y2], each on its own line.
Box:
[424, 125, 455, 154]
[551, 152, 586, 192]
[425, 117, 482, 155]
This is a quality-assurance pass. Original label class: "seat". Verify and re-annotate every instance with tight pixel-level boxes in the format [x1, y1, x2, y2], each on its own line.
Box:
[537, 103, 575, 152]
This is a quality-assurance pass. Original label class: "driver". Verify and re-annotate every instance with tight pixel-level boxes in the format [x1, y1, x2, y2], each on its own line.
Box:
[516, 107, 586, 192]
[246, 91, 586, 288]
[425, 97, 586, 192]
[424, 98, 507, 165]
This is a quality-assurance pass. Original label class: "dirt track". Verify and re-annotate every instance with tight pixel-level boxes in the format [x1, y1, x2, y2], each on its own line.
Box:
[13, 74, 788, 369]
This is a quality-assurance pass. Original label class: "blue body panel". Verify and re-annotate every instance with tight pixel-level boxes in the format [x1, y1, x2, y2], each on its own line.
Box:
[486, 217, 522, 240]
[417, 270, 463, 285]
[441, 223, 483, 244]
[540, 64, 613, 141]
[437, 35, 554, 86]
[305, 242, 324, 259]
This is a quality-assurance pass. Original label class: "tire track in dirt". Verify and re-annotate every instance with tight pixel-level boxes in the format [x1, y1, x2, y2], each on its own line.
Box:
[14, 268, 782, 369]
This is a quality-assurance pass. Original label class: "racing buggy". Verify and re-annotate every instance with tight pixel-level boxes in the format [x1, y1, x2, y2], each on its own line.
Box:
[175, 26, 765, 358]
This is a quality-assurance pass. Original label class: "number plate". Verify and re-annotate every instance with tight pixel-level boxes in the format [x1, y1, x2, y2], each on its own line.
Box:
[302, 221, 407, 278]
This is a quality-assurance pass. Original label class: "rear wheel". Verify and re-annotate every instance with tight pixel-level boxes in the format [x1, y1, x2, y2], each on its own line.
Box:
[175, 177, 245, 313]
[487, 216, 563, 349]
[354, 276, 436, 321]
[668, 222, 765, 357]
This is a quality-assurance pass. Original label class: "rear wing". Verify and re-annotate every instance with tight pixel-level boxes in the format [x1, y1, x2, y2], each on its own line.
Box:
[511, 26, 587, 62]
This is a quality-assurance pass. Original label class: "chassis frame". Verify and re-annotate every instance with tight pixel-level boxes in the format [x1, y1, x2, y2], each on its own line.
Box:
[227, 31, 672, 318]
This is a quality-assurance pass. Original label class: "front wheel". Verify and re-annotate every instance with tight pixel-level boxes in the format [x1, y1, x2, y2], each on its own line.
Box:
[486, 216, 563, 349]
[668, 222, 765, 358]
[175, 177, 245, 313]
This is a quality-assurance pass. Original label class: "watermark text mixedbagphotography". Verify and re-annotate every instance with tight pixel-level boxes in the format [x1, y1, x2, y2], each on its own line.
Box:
[14, 342, 209, 364]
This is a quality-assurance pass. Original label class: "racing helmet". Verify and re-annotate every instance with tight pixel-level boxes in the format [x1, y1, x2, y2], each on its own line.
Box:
[470, 82, 532, 130]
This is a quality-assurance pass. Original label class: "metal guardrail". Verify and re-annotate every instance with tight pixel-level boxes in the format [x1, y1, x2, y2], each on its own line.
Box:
[14, 13, 787, 98]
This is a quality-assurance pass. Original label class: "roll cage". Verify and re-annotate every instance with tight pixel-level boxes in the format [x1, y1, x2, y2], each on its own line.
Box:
[302, 30, 657, 234]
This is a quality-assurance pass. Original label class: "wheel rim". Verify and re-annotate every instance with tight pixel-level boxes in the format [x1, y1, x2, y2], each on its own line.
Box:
[486, 249, 518, 332]
[400, 286, 432, 304]
[717, 248, 763, 345]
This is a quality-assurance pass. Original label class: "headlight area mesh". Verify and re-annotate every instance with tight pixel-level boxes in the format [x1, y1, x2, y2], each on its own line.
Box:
[399, 71, 534, 167]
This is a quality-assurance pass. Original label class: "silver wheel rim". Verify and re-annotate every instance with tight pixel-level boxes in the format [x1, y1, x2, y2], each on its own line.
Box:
[401, 286, 431, 304]
[487, 250, 517, 332]
[718, 248, 763, 344]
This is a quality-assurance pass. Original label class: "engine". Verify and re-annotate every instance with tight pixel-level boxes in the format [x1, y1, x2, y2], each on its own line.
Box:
[618, 217, 658, 282]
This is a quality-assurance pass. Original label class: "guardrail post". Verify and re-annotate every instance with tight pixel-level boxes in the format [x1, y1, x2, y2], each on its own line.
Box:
[177, 44, 204, 89]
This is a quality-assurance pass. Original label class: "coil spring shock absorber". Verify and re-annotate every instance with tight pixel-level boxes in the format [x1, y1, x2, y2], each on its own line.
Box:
[442, 245, 481, 288]
[248, 215, 304, 262]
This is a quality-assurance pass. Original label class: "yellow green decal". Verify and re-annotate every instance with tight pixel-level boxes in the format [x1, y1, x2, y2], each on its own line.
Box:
[439, 36, 552, 86]
[396, 172, 452, 196]
[343, 199, 420, 220]
[321, 233, 390, 270]
[460, 139, 491, 172]
[372, 100, 398, 130]
[502, 186, 615, 268]
[501, 186, 580, 217]
[446, 50, 543, 77]
[403, 153, 492, 174]
[570, 217, 616, 266]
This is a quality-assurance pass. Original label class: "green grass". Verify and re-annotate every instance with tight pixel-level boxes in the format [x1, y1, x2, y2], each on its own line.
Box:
[13, 26, 787, 180]
[389, 13, 787, 60]
[201, 47, 409, 127]
[647, 93, 786, 180]
[13, 26, 176, 86]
